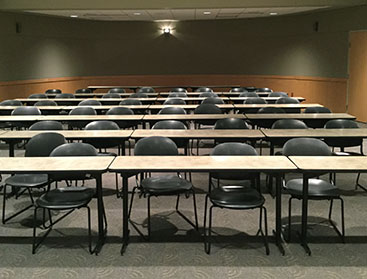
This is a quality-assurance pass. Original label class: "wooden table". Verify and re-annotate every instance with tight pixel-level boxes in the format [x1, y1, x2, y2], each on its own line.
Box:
[157, 92, 271, 97]
[46, 93, 158, 98]
[155, 97, 231, 104]
[148, 104, 234, 112]
[109, 155, 297, 255]
[16, 98, 158, 105]
[88, 85, 241, 92]
[0, 130, 133, 157]
[234, 103, 322, 111]
[289, 156, 367, 255]
[0, 156, 115, 254]
[230, 97, 305, 104]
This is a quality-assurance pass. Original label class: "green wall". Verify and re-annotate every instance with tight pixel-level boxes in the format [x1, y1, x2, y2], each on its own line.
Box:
[1, 5, 367, 82]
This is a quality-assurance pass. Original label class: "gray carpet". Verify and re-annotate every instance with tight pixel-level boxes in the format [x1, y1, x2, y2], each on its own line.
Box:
[1, 137, 367, 279]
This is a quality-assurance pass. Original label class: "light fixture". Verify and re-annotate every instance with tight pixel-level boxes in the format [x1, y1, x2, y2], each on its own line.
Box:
[70, 15, 78, 18]
[163, 27, 171, 34]
[133, 12, 141, 16]
[203, 11, 211, 15]
[269, 12, 278, 15]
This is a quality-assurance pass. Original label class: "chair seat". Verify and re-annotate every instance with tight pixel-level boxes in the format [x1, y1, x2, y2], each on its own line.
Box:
[285, 178, 340, 198]
[211, 172, 256, 180]
[5, 174, 48, 187]
[209, 185, 264, 209]
[141, 175, 192, 194]
[36, 187, 95, 209]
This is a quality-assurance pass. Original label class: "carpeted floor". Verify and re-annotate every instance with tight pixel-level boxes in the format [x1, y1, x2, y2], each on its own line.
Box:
[0, 135, 367, 279]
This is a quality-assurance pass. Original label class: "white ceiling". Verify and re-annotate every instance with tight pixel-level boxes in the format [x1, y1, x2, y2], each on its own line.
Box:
[25, 7, 330, 21]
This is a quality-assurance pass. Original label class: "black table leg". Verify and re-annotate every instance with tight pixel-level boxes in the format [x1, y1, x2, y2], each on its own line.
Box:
[121, 175, 130, 255]
[273, 174, 285, 255]
[9, 141, 14, 157]
[94, 173, 106, 255]
[301, 174, 311, 255]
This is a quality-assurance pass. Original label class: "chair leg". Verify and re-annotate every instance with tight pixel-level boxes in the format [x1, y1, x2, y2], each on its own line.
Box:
[259, 206, 270, 255]
[115, 173, 120, 198]
[205, 204, 214, 255]
[86, 206, 93, 254]
[287, 197, 293, 242]
[175, 191, 199, 230]
[355, 173, 367, 192]
[32, 206, 52, 254]
[203, 194, 210, 253]
[328, 198, 345, 243]
[147, 195, 151, 240]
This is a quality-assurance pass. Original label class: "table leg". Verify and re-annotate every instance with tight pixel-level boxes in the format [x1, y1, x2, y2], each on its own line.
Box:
[9, 141, 14, 157]
[273, 174, 285, 255]
[94, 173, 106, 255]
[121, 175, 130, 255]
[301, 174, 311, 255]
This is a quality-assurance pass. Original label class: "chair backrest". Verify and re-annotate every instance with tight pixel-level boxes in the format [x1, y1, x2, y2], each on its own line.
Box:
[55, 93, 75, 98]
[194, 104, 222, 114]
[324, 119, 362, 149]
[164, 98, 186, 105]
[75, 88, 92, 93]
[158, 107, 187, 114]
[129, 93, 148, 98]
[108, 88, 125, 93]
[0, 100, 23, 106]
[275, 97, 300, 104]
[120, 99, 142, 105]
[78, 99, 102, 106]
[152, 120, 187, 129]
[230, 87, 247, 92]
[211, 142, 258, 156]
[195, 87, 213, 93]
[25, 132, 66, 157]
[239, 92, 259, 97]
[69, 107, 97, 115]
[214, 118, 249, 129]
[283, 138, 331, 156]
[170, 87, 187, 93]
[134, 136, 178, 156]
[268, 92, 288, 97]
[34, 100, 57, 106]
[106, 107, 134, 115]
[201, 97, 224, 105]
[168, 92, 187, 98]
[51, 142, 98, 157]
[324, 119, 359, 129]
[11, 106, 41, 115]
[102, 93, 121, 99]
[244, 97, 267, 104]
[244, 86, 257, 92]
[304, 106, 332, 113]
[256, 88, 273, 92]
[199, 92, 218, 98]
[45, 89, 62, 94]
[257, 107, 286, 114]
[28, 94, 47, 99]
[30, 120, 64, 131]
[137, 87, 154, 93]
[84, 120, 120, 130]
[271, 119, 308, 129]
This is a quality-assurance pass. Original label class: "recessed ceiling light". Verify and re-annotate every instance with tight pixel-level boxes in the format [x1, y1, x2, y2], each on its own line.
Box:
[163, 27, 171, 34]
[269, 12, 278, 15]
[133, 12, 141, 16]
[70, 15, 78, 18]
[203, 11, 211, 15]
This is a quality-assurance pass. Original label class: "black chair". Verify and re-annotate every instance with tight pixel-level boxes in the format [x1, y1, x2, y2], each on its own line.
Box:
[75, 88, 92, 93]
[45, 89, 62, 94]
[282, 138, 345, 243]
[324, 119, 365, 191]
[2, 132, 66, 224]
[158, 107, 187, 115]
[239, 97, 268, 113]
[30, 120, 64, 131]
[32, 142, 104, 254]
[204, 142, 269, 255]
[195, 87, 213, 93]
[78, 99, 102, 106]
[102, 93, 121, 99]
[269, 92, 288, 97]
[108, 88, 125, 93]
[199, 92, 218, 98]
[193, 104, 223, 127]
[137, 87, 155, 93]
[239, 92, 259, 97]
[168, 92, 188, 98]
[256, 88, 273, 92]
[275, 97, 300, 113]
[244, 86, 257, 92]
[230, 87, 247, 92]
[0, 100, 23, 106]
[34, 100, 57, 106]
[129, 93, 149, 98]
[201, 97, 224, 105]
[11, 107, 42, 129]
[164, 98, 186, 105]
[55, 93, 74, 98]
[68, 107, 97, 129]
[128, 136, 198, 240]
[28, 94, 47, 99]
[251, 107, 286, 129]
[170, 88, 187, 93]
[120, 99, 142, 105]
[106, 107, 137, 129]
[304, 106, 332, 128]
[214, 118, 250, 144]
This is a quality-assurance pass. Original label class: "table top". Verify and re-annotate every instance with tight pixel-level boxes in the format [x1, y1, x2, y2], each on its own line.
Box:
[289, 156, 367, 172]
[262, 128, 367, 138]
[148, 104, 234, 110]
[131, 129, 264, 139]
[109, 155, 297, 173]
[142, 114, 246, 121]
[245, 113, 355, 120]
[0, 105, 150, 111]
[0, 130, 133, 140]
[234, 104, 321, 109]
[155, 97, 230, 102]
[230, 97, 305, 102]
[17, 98, 157, 103]
[0, 156, 114, 173]
[0, 115, 144, 122]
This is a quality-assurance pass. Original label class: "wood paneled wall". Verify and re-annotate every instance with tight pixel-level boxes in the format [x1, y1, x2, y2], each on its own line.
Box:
[0, 74, 347, 113]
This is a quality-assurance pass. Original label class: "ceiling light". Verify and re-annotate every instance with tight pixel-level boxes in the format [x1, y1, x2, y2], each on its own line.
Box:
[70, 15, 78, 18]
[203, 11, 211, 15]
[163, 27, 171, 34]
[269, 12, 278, 15]
[133, 12, 141, 16]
